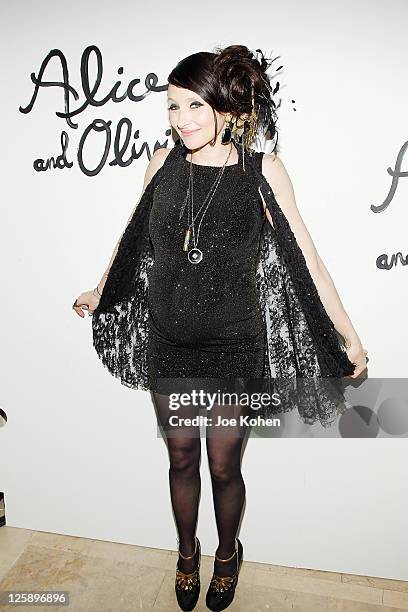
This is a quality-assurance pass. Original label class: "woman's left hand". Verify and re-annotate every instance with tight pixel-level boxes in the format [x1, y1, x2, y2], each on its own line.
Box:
[346, 343, 369, 378]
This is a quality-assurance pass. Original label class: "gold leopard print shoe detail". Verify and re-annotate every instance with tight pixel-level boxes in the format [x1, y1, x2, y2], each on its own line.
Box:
[175, 536, 201, 611]
[205, 538, 243, 611]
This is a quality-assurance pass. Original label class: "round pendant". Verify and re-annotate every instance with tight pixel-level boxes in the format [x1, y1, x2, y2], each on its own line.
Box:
[188, 247, 203, 264]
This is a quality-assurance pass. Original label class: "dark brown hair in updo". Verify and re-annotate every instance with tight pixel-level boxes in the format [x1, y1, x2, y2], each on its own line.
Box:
[167, 44, 279, 150]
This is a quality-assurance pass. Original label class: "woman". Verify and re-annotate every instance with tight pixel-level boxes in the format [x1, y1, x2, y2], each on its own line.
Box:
[73, 45, 368, 611]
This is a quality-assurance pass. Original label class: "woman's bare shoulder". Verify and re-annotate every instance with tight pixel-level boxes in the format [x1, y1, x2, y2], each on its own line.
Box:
[262, 151, 278, 165]
[261, 152, 287, 192]
[143, 147, 173, 189]
[152, 146, 173, 164]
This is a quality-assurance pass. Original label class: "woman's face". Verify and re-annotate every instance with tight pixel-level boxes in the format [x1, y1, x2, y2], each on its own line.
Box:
[167, 83, 228, 147]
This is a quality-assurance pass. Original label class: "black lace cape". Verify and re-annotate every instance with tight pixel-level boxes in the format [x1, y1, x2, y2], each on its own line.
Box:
[91, 140, 356, 427]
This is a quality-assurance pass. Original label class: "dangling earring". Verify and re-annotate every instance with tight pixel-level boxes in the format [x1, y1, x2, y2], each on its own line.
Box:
[221, 118, 233, 145]
[238, 85, 259, 171]
[236, 119, 250, 172]
[241, 121, 249, 172]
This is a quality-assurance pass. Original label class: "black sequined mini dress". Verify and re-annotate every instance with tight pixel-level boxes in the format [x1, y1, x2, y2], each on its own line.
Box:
[146, 146, 267, 393]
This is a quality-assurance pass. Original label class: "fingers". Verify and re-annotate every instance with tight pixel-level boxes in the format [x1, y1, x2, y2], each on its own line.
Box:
[350, 360, 368, 378]
[72, 299, 87, 318]
[73, 305, 85, 318]
[72, 301, 96, 318]
[83, 304, 95, 317]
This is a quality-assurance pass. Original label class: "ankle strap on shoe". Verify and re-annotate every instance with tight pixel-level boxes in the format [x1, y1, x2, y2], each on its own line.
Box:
[215, 538, 238, 563]
[177, 536, 198, 560]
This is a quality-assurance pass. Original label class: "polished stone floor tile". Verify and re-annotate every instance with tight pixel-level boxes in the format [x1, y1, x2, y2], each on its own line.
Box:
[0, 528, 407, 611]
[0, 543, 165, 611]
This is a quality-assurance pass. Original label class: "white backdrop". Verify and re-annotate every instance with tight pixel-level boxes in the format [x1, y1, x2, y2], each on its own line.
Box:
[1, 0, 408, 581]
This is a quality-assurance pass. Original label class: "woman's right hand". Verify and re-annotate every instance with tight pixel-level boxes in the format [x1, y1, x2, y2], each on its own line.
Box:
[72, 288, 101, 318]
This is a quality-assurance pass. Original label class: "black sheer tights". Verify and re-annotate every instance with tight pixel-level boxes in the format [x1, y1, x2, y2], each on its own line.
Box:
[151, 391, 251, 576]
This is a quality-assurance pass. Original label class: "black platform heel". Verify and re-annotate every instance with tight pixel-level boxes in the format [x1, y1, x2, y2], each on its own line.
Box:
[175, 536, 201, 611]
[205, 538, 243, 611]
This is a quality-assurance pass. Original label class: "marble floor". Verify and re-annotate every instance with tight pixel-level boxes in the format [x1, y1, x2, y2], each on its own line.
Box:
[0, 526, 407, 611]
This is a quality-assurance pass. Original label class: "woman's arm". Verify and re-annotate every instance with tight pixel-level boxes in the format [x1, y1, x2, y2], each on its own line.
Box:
[260, 153, 367, 375]
[95, 147, 170, 294]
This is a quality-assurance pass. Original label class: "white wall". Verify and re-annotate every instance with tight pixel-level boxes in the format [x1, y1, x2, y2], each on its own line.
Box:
[1, 0, 407, 581]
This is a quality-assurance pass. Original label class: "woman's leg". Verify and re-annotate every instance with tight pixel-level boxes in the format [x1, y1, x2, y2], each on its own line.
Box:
[151, 391, 201, 573]
[206, 401, 252, 577]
